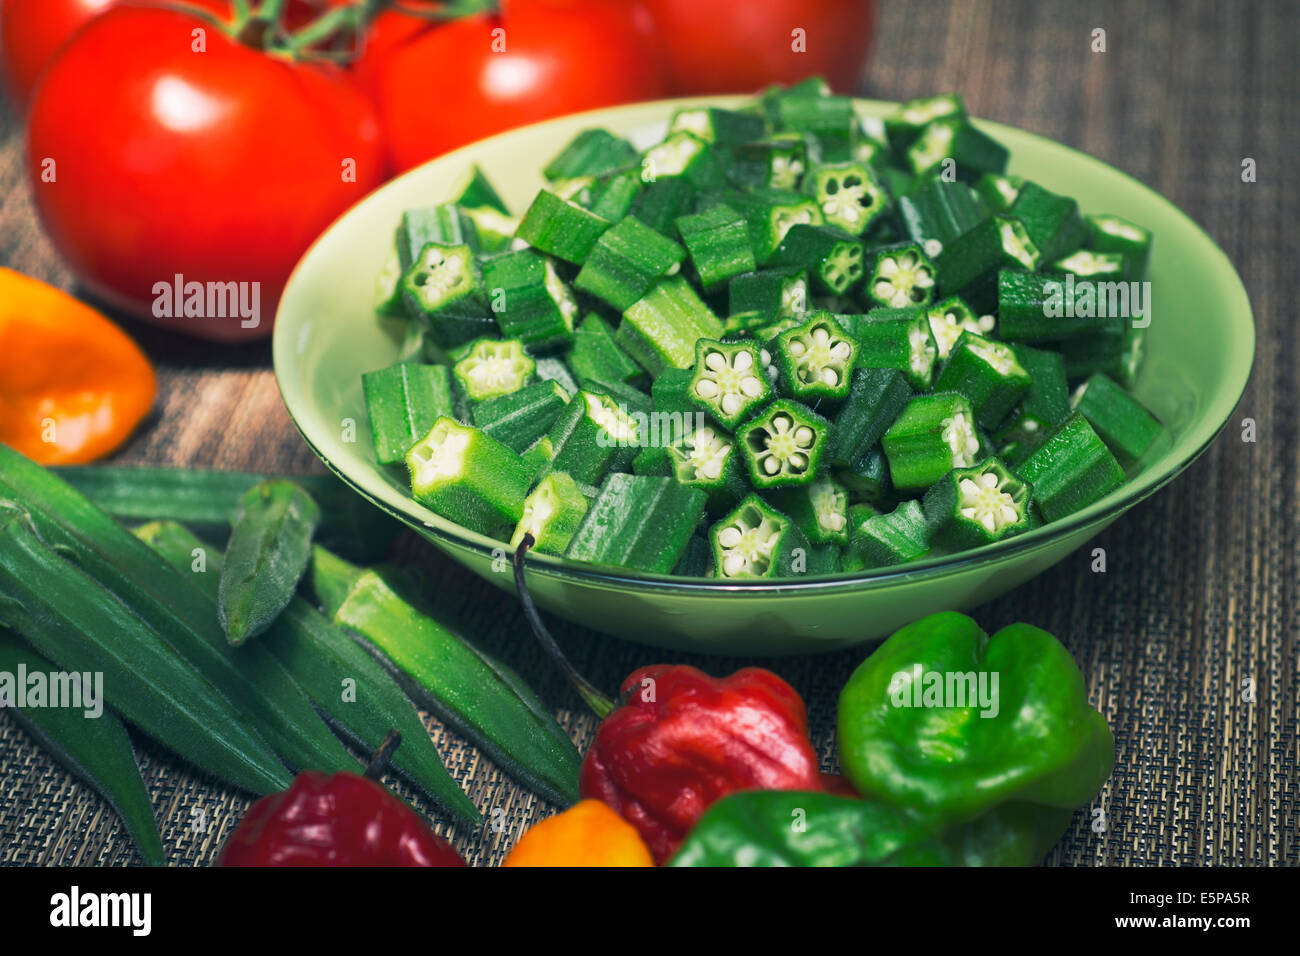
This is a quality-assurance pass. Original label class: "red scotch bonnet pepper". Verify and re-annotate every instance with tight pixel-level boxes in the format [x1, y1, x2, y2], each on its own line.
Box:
[579, 664, 824, 864]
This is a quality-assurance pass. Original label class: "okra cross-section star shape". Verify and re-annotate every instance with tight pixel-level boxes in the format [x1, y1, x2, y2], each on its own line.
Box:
[690, 339, 772, 429]
[737, 399, 829, 489]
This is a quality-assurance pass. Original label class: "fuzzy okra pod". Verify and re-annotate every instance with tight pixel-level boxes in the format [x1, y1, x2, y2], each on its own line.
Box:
[567, 313, 642, 386]
[922, 457, 1033, 551]
[311, 550, 582, 806]
[400, 242, 495, 348]
[688, 338, 773, 429]
[974, 172, 1024, 212]
[936, 215, 1040, 313]
[670, 106, 768, 145]
[724, 187, 825, 263]
[1014, 413, 1126, 521]
[709, 494, 810, 579]
[996, 270, 1128, 340]
[882, 392, 982, 491]
[729, 136, 808, 191]
[728, 267, 810, 316]
[617, 277, 724, 376]
[932, 331, 1033, 428]
[1007, 181, 1088, 264]
[139, 522, 478, 826]
[407, 417, 534, 536]
[863, 241, 937, 309]
[471, 379, 571, 453]
[906, 118, 1009, 180]
[544, 128, 640, 180]
[218, 480, 320, 646]
[838, 308, 937, 391]
[1086, 213, 1152, 280]
[480, 249, 579, 351]
[802, 162, 888, 236]
[885, 93, 966, 154]
[895, 178, 986, 257]
[667, 424, 750, 513]
[0, 630, 165, 866]
[642, 131, 725, 189]
[564, 473, 706, 573]
[575, 215, 687, 311]
[837, 445, 894, 506]
[509, 472, 591, 555]
[766, 474, 851, 546]
[771, 312, 858, 402]
[452, 337, 536, 401]
[546, 390, 640, 485]
[1070, 373, 1167, 467]
[675, 203, 757, 292]
[362, 362, 454, 465]
[827, 367, 913, 468]
[516, 190, 611, 263]
[737, 399, 830, 489]
[768, 223, 866, 296]
[848, 499, 929, 568]
[630, 177, 696, 237]
[997, 345, 1071, 453]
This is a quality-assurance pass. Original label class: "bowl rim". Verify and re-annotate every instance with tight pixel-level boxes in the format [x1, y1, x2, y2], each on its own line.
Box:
[273, 94, 1255, 596]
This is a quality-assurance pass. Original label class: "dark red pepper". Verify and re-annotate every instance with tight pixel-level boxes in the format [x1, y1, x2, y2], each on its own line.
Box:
[579, 665, 824, 864]
[218, 733, 465, 867]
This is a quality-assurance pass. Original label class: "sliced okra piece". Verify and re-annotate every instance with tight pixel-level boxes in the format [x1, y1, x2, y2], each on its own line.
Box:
[407, 417, 533, 536]
[906, 118, 1009, 180]
[923, 295, 992, 360]
[546, 390, 640, 485]
[882, 392, 982, 491]
[617, 276, 724, 376]
[1086, 214, 1152, 280]
[1050, 249, 1126, 280]
[923, 457, 1033, 551]
[651, 366, 697, 416]
[837, 445, 894, 506]
[587, 167, 644, 222]
[997, 270, 1127, 341]
[670, 106, 767, 145]
[568, 313, 642, 385]
[774, 94, 855, 140]
[996, 344, 1071, 451]
[721, 309, 780, 338]
[885, 93, 967, 155]
[767, 474, 851, 546]
[633, 442, 673, 477]
[630, 177, 696, 238]
[737, 399, 829, 490]
[709, 494, 809, 579]
[516, 190, 611, 263]
[1014, 413, 1126, 521]
[864, 241, 937, 309]
[641, 131, 725, 190]
[1008, 182, 1088, 263]
[544, 128, 640, 181]
[771, 312, 857, 402]
[533, 355, 580, 395]
[689, 338, 772, 429]
[973, 172, 1024, 213]
[932, 331, 1033, 428]
[668, 424, 749, 513]
[575, 215, 686, 310]
[802, 162, 888, 236]
[452, 337, 535, 402]
[481, 249, 578, 351]
[400, 242, 485, 328]
[509, 472, 591, 556]
[564, 473, 706, 573]
[848, 499, 930, 569]
[472, 379, 571, 453]
[895, 178, 986, 257]
[451, 163, 509, 214]
[841, 308, 937, 391]
[362, 362, 454, 465]
[520, 436, 554, 479]
[827, 367, 913, 467]
[729, 135, 809, 191]
[674, 203, 757, 292]
[1070, 373, 1167, 468]
[935, 215, 1039, 313]
[804, 542, 842, 575]
[397, 205, 479, 269]
[461, 206, 519, 256]
[550, 175, 595, 206]
[724, 188, 825, 263]
[729, 267, 810, 317]
[768, 223, 867, 296]
[759, 77, 833, 117]
[580, 377, 653, 417]
[673, 534, 713, 577]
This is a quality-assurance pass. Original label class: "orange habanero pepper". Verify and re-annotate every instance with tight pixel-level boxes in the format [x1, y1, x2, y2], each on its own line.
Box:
[502, 799, 655, 868]
[0, 268, 155, 464]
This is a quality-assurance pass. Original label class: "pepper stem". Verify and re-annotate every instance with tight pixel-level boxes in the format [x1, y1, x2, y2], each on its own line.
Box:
[363, 729, 402, 780]
[512, 535, 615, 719]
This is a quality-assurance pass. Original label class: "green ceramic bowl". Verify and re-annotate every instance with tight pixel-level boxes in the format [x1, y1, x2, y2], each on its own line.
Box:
[273, 96, 1253, 656]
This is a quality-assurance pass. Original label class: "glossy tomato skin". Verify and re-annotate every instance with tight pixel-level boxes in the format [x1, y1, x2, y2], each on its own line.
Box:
[26, 7, 384, 341]
[357, 0, 666, 173]
[644, 0, 874, 94]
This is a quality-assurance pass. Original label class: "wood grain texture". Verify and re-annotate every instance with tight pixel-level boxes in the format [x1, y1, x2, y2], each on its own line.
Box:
[1, 0, 1295, 866]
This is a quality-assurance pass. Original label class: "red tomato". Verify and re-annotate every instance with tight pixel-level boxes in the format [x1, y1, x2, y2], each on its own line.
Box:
[26, 7, 384, 341]
[643, 0, 874, 94]
[355, 0, 667, 174]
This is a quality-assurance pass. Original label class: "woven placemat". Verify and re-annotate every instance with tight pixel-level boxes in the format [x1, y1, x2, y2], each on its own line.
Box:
[1, 0, 1295, 866]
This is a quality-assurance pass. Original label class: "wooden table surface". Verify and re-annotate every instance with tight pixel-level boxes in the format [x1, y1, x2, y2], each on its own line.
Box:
[1, 0, 1296, 866]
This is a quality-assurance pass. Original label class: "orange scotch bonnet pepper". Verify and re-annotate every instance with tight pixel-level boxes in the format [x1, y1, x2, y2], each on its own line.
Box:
[503, 799, 655, 868]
